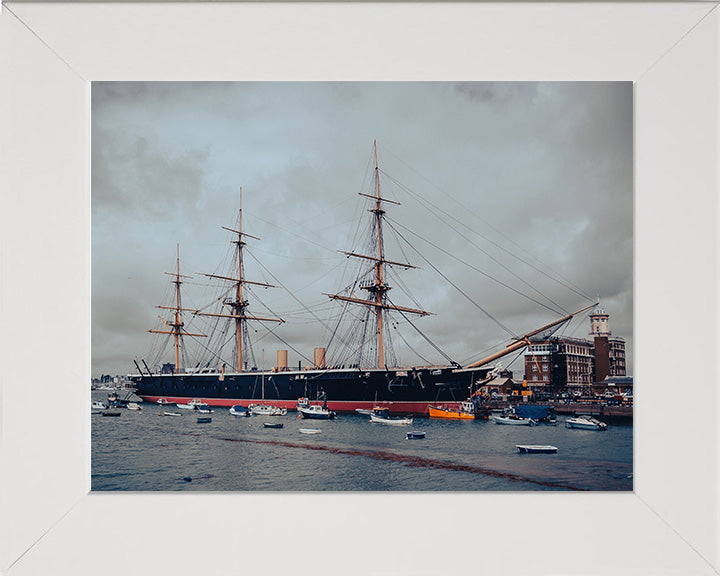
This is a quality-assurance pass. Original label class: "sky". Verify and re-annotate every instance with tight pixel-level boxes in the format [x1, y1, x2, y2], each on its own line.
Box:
[91, 82, 633, 379]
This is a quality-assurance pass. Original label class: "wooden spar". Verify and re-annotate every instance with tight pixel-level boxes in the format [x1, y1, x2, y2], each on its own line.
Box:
[358, 192, 400, 205]
[202, 273, 275, 288]
[156, 305, 199, 313]
[221, 226, 260, 241]
[196, 311, 283, 322]
[323, 293, 430, 316]
[463, 302, 599, 369]
[339, 251, 417, 269]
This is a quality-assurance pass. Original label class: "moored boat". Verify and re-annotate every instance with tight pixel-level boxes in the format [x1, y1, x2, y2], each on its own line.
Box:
[176, 399, 203, 410]
[263, 422, 284, 429]
[516, 445, 558, 454]
[565, 415, 607, 430]
[428, 402, 475, 420]
[299, 428, 321, 434]
[514, 405, 556, 425]
[369, 407, 413, 426]
[101, 411, 121, 417]
[229, 404, 250, 417]
[299, 404, 336, 419]
[196, 417, 212, 423]
[91, 401, 107, 410]
[493, 409, 536, 426]
[249, 404, 287, 416]
[161, 411, 182, 416]
[126, 402, 142, 411]
[406, 431, 426, 440]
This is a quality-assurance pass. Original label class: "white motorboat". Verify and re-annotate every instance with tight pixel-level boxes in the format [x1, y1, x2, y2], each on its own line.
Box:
[493, 415, 536, 426]
[299, 428, 322, 434]
[126, 402, 141, 411]
[91, 401, 107, 410]
[369, 407, 413, 426]
[156, 398, 171, 405]
[355, 408, 373, 416]
[161, 411, 182, 417]
[249, 404, 287, 416]
[565, 415, 608, 430]
[176, 399, 202, 410]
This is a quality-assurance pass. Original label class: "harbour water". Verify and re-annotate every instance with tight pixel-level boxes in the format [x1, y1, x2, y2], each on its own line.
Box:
[91, 393, 633, 492]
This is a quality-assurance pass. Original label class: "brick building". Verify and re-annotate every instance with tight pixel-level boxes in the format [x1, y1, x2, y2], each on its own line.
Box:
[523, 306, 626, 394]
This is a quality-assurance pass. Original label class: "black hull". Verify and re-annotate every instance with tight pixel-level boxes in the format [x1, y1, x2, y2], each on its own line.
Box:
[131, 365, 489, 415]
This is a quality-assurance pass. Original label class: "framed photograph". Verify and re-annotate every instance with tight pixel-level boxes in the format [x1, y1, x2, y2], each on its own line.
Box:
[1, 3, 717, 575]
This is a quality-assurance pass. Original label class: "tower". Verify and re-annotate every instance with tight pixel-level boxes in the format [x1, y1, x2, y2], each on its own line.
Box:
[590, 305, 611, 384]
[589, 306, 611, 337]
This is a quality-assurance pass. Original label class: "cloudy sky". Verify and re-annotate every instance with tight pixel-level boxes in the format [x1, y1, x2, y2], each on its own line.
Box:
[91, 82, 632, 378]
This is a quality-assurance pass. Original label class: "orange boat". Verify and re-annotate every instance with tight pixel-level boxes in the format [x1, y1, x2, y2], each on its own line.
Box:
[428, 401, 476, 420]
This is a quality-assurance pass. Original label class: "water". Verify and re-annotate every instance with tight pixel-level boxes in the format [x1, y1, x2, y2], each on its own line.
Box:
[91, 393, 633, 492]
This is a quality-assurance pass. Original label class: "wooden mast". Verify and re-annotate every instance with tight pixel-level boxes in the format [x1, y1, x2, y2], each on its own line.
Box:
[373, 141, 386, 367]
[325, 141, 430, 368]
[195, 188, 283, 371]
[148, 244, 205, 373]
[236, 187, 244, 370]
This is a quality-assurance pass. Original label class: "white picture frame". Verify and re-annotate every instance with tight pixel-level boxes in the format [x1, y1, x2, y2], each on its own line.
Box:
[1, 3, 717, 575]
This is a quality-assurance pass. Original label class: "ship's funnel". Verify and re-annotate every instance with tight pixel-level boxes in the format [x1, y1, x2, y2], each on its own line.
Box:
[276, 349, 288, 371]
[313, 347, 326, 369]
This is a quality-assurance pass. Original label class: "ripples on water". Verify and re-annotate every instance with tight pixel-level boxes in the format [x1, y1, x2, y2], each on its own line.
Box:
[91, 394, 633, 492]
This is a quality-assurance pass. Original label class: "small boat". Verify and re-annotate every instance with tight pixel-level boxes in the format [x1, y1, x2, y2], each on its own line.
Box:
[196, 417, 212, 423]
[298, 404, 336, 420]
[428, 401, 475, 420]
[126, 402, 141, 411]
[355, 408, 373, 416]
[299, 428, 322, 434]
[369, 407, 413, 426]
[249, 404, 287, 417]
[406, 431, 426, 440]
[196, 404, 213, 414]
[565, 415, 607, 430]
[516, 445, 558, 454]
[493, 415, 536, 426]
[161, 411, 182, 417]
[91, 401, 107, 410]
[296, 397, 310, 410]
[263, 422, 284, 429]
[101, 411, 121, 417]
[493, 407, 536, 426]
[156, 398, 171, 405]
[176, 399, 203, 410]
[514, 405, 557, 425]
[229, 405, 250, 417]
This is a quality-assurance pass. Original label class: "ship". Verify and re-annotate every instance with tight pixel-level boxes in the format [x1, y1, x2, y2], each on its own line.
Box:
[130, 142, 596, 415]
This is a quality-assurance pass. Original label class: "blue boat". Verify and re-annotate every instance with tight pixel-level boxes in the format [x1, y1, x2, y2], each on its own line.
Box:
[514, 405, 557, 424]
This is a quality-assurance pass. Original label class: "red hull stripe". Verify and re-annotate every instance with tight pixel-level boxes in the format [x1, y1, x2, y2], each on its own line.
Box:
[139, 396, 468, 415]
